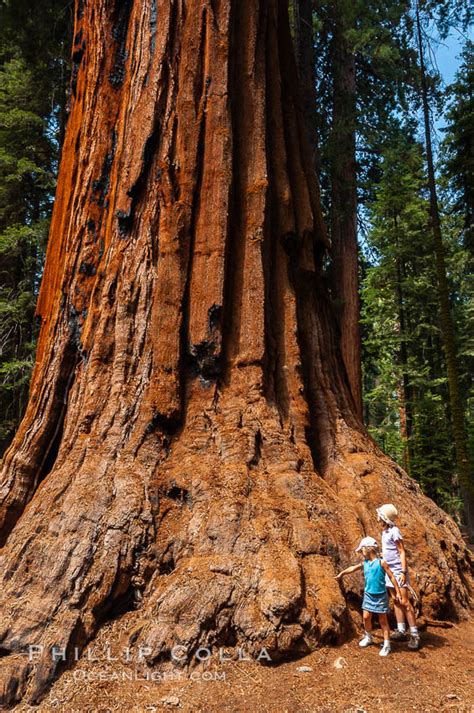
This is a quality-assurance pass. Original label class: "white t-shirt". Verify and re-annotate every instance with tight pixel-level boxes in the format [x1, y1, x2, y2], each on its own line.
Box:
[381, 525, 403, 572]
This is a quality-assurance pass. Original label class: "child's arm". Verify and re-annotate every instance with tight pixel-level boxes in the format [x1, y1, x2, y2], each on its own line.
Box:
[334, 563, 363, 580]
[381, 559, 402, 601]
[395, 539, 408, 585]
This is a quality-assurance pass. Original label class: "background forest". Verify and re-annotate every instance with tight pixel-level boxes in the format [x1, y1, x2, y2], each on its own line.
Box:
[0, 0, 472, 524]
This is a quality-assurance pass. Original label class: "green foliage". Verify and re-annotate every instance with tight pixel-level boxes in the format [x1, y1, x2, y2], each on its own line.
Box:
[441, 41, 474, 474]
[0, 1, 71, 453]
[312, 0, 422, 210]
[304, 0, 471, 518]
[361, 129, 470, 519]
[442, 41, 474, 256]
[419, 0, 472, 39]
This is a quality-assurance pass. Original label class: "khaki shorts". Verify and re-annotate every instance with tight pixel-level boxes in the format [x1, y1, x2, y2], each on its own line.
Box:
[386, 571, 410, 589]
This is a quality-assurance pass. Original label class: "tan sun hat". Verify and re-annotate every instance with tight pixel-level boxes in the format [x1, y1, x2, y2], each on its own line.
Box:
[376, 503, 398, 525]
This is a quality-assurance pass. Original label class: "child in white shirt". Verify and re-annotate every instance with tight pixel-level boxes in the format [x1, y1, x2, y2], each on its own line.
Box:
[377, 503, 420, 650]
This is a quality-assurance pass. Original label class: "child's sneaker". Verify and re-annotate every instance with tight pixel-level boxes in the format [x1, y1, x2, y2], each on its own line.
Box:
[408, 633, 420, 650]
[390, 629, 407, 641]
[379, 641, 391, 657]
[359, 634, 373, 647]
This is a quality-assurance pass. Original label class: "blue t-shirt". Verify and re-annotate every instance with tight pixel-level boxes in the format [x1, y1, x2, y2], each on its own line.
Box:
[363, 557, 386, 595]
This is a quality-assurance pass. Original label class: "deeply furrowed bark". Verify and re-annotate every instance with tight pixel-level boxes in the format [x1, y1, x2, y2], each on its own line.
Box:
[329, 1, 363, 422]
[0, 0, 472, 706]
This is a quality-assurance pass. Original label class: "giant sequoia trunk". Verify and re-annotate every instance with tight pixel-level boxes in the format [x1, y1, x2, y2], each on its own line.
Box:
[0, 0, 472, 706]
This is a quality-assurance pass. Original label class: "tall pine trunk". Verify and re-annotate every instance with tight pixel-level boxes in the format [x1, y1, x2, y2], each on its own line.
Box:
[395, 218, 413, 472]
[0, 0, 471, 705]
[415, 5, 474, 540]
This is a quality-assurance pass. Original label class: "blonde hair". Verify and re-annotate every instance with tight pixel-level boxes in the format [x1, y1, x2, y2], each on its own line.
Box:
[363, 545, 379, 556]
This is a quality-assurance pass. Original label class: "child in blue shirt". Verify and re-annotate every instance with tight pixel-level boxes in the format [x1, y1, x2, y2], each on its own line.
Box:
[335, 536, 402, 656]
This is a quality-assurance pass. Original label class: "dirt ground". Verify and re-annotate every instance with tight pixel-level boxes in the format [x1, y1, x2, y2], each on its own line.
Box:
[14, 615, 473, 713]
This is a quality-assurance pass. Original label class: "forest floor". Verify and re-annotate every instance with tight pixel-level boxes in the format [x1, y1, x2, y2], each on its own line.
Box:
[14, 615, 473, 712]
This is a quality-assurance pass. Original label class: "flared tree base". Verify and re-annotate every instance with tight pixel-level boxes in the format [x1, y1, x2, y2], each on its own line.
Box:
[0, 374, 471, 706]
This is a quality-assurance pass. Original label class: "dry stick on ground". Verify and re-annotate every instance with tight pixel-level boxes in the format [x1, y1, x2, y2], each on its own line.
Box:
[0, 0, 472, 707]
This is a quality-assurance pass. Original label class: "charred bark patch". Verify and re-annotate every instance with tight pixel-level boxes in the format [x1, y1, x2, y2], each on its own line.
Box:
[68, 305, 86, 353]
[116, 209, 133, 237]
[144, 412, 182, 437]
[92, 131, 117, 206]
[158, 554, 176, 575]
[86, 218, 96, 239]
[165, 485, 192, 508]
[79, 261, 96, 277]
[149, 0, 157, 56]
[208, 303, 222, 332]
[188, 340, 222, 384]
[118, 128, 161, 236]
[247, 429, 263, 468]
[71, 40, 86, 98]
[71, 44, 85, 67]
[109, 0, 134, 88]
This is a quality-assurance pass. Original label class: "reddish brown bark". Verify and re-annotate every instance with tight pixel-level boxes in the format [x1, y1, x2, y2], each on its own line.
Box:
[0, 0, 471, 706]
[329, 2, 363, 421]
[294, 0, 320, 172]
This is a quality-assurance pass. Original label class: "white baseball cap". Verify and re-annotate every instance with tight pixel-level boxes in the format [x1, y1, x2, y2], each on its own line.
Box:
[355, 536, 378, 552]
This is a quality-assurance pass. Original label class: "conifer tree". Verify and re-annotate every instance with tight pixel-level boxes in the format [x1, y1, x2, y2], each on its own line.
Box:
[362, 130, 460, 513]
[415, 2, 473, 535]
[0, 0, 71, 451]
[442, 41, 474, 257]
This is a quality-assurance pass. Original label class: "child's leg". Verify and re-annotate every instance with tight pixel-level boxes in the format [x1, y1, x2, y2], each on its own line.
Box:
[378, 613, 390, 641]
[378, 613, 391, 656]
[362, 609, 373, 634]
[398, 587, 417, 628]
[359, 610, 374, 647]
[398, 586, 420, 648]
[388, 586, 407, 628]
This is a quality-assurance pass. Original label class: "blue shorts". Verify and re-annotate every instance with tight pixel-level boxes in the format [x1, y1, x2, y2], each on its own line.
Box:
[362, 590, 389, 614]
